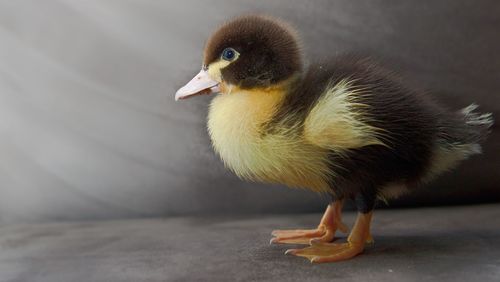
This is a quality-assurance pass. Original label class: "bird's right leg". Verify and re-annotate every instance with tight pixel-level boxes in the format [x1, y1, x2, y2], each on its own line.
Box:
[270, 200, 349, 245]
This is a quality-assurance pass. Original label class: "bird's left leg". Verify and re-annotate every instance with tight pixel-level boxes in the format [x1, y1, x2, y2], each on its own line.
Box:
[270, 200, 348, 245]
[286, 191, 376, 263]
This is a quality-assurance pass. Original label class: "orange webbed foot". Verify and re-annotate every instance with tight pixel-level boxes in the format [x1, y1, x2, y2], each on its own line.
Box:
[271, 225, 336, 244]
[285, 241, 364, 263]
[270, 201, 348, 245]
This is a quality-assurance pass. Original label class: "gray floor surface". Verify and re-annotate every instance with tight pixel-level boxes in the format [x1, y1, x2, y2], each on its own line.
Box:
[1, 204, 500, 282]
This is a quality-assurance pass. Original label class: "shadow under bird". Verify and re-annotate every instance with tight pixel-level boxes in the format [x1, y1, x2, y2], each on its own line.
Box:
[175, 15, 493, 263]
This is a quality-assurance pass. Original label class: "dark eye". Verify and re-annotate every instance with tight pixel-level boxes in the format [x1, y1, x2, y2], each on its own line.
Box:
[221, 48, 237, 61]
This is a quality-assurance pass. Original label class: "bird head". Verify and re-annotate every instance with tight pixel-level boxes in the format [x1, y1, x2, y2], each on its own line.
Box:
[175, 15, 302, 100]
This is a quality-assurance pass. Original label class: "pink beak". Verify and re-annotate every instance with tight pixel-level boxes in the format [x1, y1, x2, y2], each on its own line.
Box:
[175, 69, 220, 101]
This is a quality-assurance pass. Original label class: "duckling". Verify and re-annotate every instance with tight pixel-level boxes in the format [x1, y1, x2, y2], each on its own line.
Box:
[175, 15, 493, 263]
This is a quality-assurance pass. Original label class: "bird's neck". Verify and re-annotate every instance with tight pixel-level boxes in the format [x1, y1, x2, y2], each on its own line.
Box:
[209, 81, 292, 135]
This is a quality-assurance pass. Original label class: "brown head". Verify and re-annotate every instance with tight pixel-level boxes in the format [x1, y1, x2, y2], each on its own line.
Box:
[175, 15, 302, 100]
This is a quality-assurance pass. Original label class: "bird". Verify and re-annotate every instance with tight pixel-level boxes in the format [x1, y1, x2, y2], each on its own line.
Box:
[174, 15, 493, 263]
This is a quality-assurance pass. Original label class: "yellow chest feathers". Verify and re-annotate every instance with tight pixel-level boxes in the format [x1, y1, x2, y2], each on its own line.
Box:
[207, 88, 333, 193]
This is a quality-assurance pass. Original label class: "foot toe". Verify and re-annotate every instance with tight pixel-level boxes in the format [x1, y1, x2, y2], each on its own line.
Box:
[273, 237, 317, 245]
[271, 227, 327, 245]
[271, 229, 314, 236]
[288, 242, 364, 262]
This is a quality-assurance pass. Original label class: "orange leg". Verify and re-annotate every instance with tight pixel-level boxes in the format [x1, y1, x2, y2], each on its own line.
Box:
[286, 211, 373, 263]
[270, 201, 349, 245]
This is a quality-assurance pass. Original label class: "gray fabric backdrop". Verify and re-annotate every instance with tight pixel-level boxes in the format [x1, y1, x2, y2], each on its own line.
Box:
[0, 0, 498, 223]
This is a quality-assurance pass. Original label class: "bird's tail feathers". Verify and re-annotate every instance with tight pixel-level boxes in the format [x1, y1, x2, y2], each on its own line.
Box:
[461, 104, 493, 127]
[459, 103, 494, 144]
[424, 104, 492, 181]
[435, 103, 493, 157]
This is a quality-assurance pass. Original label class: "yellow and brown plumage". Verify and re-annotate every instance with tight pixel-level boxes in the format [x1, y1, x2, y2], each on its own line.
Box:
[175, 15, 493, 263]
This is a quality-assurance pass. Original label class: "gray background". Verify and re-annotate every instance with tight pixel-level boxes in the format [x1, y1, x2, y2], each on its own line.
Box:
[0, 0, 498, 223]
